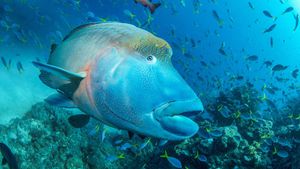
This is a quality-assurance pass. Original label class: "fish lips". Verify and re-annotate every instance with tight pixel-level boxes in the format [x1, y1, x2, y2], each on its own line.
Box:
[153, 98, 204, 138]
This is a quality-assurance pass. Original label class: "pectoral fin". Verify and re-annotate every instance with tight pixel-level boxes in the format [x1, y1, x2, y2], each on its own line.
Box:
[138, 134, 146, 140]
[127, 131, 146, 140]
[33, 61, 86, 98]
[2, 158, 7, 165]
[68, 114, 90, 128]
[45, 93, 77, 108]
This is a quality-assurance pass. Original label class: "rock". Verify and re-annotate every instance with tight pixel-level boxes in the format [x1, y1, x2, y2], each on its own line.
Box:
[213, 126, 241, 153]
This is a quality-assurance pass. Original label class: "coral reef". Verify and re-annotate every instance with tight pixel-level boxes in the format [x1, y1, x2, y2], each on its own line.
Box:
[0, 103, 169, 169]
[0, 103, 118, 169]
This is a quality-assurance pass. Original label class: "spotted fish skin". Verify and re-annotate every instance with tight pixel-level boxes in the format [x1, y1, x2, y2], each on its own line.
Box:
[36, 22, 204, 140]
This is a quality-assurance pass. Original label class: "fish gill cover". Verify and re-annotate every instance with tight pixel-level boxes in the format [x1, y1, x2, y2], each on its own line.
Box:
[0, 0, 300, 169]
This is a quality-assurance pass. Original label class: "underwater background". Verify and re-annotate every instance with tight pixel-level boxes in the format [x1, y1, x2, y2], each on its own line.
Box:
[0, 0, 300, 168]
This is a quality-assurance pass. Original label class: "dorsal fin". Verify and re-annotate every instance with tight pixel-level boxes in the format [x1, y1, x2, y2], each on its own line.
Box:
[63, 23, 98, 41]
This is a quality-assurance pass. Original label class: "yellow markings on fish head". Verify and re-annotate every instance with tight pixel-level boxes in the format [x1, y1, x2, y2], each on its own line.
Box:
[129, 34, 172, 62]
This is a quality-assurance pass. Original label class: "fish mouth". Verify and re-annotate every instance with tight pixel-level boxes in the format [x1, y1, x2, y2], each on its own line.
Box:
[153, 98, 204, 138]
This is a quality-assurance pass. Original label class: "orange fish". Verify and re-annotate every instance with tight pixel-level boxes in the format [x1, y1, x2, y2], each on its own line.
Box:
[134, 0, 161, 14]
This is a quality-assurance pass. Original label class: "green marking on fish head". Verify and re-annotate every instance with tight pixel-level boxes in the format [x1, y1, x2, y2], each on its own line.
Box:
[128, 33, 173, 62]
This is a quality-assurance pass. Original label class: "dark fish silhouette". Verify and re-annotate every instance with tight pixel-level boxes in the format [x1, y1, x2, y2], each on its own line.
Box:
[264, 24, 276, 33]
[190, 38, 196, 48]
[262, 60, 273, 68]
[248, 2, 254, 9]
[200, 61, 208, 67]
[263, 10, 272, 17]
[16, 61, 24, 73]
[218, 43, 227, 56]
[0, 143, 19, 169]
[212, 10, 224, 26]
[246, 55, 258, 61]
[1, 57, 7, 69]
[263, 10, 277, 20]
[294, 14, 299, 31]
[1, 57, 11, 70]
[272, 64, 288, 74]
[292, 69, 299, 79]
[282, 7, 294, 15]
[270, 37, 274, 48]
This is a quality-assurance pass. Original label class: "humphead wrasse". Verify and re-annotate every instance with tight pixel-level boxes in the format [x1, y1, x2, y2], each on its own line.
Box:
[33, 22, 204, 140]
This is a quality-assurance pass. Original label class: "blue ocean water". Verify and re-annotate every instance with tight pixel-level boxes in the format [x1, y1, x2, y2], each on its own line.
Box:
[0, 0, 300, 169]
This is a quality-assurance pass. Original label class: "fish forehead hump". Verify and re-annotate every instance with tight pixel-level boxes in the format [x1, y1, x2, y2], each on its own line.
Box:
[49, 22, 172, 71]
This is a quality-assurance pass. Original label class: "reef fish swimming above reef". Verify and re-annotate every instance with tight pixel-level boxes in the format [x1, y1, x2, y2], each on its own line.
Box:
[33, 22, 203, 140]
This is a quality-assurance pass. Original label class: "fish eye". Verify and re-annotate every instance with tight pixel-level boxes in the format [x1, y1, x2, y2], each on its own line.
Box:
[146, 55, 156, 63]
[147, 55, 153, 61]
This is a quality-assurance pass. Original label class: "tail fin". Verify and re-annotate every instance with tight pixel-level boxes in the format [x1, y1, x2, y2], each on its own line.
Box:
[150, 3, 161, 14]
[160, 150, 169, 158]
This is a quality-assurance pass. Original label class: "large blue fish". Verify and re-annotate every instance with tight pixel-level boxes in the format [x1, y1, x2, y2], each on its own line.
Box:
[33, 22, 203, 140]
